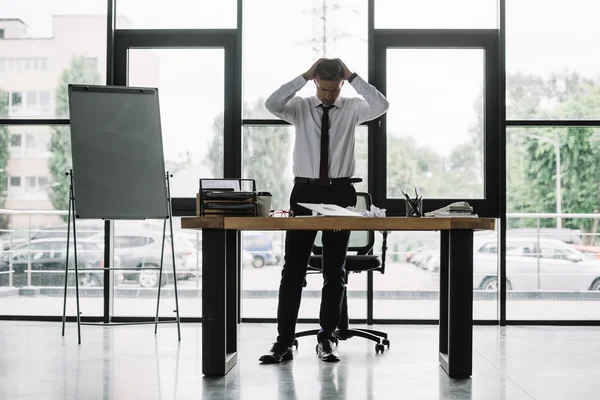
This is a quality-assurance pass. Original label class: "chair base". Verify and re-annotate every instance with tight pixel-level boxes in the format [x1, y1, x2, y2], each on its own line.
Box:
[293, 327, 390, 352]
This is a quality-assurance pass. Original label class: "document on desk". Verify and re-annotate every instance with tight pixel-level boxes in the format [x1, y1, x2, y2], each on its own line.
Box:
[298, 203, 363, 217]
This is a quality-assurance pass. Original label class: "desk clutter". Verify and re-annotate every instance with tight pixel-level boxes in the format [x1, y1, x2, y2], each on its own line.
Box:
[196, 178, 259, 216]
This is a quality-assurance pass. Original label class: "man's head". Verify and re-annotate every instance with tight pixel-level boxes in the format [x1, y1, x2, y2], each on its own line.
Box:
[314, 59, 344, 106]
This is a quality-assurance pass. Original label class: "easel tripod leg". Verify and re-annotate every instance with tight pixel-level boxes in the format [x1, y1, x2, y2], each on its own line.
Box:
[166, 173, 181, 341]
[155, 218, 167, 334]
[61, 173, 72, 337]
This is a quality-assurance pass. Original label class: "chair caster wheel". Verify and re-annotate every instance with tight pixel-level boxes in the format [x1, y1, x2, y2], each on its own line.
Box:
[293, 339, 298, 349]
[382, 339, 390, 349]
[375, 344, 385, 354]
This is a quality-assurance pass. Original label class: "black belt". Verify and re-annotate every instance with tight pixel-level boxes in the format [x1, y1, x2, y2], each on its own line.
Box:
[294, 177, 362, 185]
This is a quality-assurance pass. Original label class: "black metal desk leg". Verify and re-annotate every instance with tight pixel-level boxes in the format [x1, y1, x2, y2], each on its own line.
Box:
[226, 229, 239, 355]
[439, 230, 449, 356]
[202, 229, 237, 376]
[439, 229, 474, 378]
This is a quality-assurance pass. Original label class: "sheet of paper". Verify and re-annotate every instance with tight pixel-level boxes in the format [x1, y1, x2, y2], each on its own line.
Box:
[297, 203, 363, 217]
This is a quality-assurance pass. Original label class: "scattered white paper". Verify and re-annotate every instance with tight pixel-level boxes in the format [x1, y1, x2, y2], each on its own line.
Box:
[347, 204, 387, 217]
[298, 203, 363, 217]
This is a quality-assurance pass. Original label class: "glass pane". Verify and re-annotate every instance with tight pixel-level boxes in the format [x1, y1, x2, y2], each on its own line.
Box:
[0, 123, 106, 316]
[243, 0, 367, 119]
[376, 0, 497, 29]
[386, 48, 484, 199]
[507, 0, 600, 120]
[240, 126, 368, 318]
[374, 228, 498, 320]
[0, 214, 105, 316]
[0, 1, 107, 119]
[116, 0, 236, 29]
[241, 126, 368, 211]
[111, 219, 202, 318]
[507, 127, 600, 319]
[4, 125, 68, 203]
[128, 49, 225, 197]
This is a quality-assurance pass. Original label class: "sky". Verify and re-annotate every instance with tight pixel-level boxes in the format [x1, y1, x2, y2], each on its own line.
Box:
[2, 0, 600, 164]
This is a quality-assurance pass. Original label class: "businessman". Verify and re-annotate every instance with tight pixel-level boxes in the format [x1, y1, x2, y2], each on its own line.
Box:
[261, 58, 389, 363]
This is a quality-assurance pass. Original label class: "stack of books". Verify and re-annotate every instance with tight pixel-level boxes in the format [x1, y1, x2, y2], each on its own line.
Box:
[424, 201, 478, 218]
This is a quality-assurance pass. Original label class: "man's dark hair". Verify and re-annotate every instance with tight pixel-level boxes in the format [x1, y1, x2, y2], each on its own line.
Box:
[314, 59, 344, 81]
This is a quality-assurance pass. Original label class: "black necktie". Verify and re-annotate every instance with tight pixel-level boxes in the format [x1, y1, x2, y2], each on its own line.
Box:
[319, 105, 333, 184]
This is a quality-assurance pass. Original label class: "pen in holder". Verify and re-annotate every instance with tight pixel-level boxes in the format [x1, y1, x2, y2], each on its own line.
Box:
[402, 189, 423, 217]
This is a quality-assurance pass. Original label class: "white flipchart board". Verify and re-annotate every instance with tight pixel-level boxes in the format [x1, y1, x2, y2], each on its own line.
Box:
[68, 84, 169, 219]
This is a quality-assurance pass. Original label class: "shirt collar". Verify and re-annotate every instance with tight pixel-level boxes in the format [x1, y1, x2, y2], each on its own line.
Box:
[311, 96, 344, 109]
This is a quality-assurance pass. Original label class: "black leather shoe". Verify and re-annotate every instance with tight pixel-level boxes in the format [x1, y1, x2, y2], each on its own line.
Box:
[259, 342, 294, 364]
[316, 340, 340, 362]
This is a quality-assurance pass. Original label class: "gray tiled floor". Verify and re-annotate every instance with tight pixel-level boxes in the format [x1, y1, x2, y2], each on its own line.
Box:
[1, 322, 599, 399]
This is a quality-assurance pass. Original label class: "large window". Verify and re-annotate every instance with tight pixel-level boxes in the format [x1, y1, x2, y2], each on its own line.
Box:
[506, 0, 600, 321]
[0, 213, 105, 316]
[127, 48, 225, 196]
[3, 0, 600, 324]
[0, 124, 105, 316]
[243, 0, 368, 119]
[384, 48, 485, 199]
[506, 0, 600, 120]
[506, 127, 600, 319]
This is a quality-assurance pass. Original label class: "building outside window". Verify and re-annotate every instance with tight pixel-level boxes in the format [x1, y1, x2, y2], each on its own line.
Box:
[10, 133, 21, 147]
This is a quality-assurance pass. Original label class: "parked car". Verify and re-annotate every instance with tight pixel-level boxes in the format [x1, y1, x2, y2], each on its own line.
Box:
[427, 236, 600, 291]
[242, 232, 280, 268]
[88, 231, 198, 288]
[1, 221, 104, 251]
[0, 238, 112, 287]
[408, 247, 438, 270]
[507, 228, 583, 245]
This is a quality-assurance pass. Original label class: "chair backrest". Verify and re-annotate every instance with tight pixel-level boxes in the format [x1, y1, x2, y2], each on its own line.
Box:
[313, 192, 375, 256]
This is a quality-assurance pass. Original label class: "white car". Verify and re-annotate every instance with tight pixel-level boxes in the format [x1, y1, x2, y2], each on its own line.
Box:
[428, 236, 600, 291]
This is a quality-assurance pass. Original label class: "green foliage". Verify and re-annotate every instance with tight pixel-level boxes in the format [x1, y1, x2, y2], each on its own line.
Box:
[0, 89, 9, 228]
[384, 136, 482, 200]
[506, 71, 600, 241]
[48, 56, 101, 214]
[205, 98, 293, 210]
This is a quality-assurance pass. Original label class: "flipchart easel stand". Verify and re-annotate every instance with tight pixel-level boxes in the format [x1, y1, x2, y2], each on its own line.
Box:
[61, 169, 181, 343]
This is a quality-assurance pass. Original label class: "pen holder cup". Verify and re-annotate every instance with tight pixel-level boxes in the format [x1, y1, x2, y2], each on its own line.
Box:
[405, 198, 423, 218]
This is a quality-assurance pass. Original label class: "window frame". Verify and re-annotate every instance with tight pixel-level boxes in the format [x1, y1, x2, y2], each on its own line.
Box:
[371, 30, 501, 217]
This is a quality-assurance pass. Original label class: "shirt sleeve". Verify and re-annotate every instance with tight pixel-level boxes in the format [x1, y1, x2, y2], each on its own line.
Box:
[350, 75, 390, 124]
[264, 75, 307, 124]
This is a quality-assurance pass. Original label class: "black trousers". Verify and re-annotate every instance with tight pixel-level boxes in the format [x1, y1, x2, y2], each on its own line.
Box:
[276, 182, 357, 345]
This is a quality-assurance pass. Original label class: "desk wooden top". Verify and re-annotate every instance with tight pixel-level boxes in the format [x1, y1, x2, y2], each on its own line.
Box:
[180, 216, 495, 231]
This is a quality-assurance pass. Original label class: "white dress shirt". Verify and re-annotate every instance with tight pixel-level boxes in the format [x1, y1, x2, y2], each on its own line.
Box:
[265, 75, 389, 179]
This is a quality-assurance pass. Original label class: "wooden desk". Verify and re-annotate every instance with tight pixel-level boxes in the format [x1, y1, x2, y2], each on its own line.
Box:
[181, 216, 495, 378]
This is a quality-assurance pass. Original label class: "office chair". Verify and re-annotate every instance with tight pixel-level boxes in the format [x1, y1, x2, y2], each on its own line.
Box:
[294, 192, 391, 354]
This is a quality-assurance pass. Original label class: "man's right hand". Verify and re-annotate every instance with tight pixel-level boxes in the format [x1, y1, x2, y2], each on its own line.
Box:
[302, 58, 326, 81]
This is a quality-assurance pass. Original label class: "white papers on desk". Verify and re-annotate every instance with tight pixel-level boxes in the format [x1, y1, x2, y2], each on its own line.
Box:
[298, 203, 363, 217]
[424, 201, 478, 218]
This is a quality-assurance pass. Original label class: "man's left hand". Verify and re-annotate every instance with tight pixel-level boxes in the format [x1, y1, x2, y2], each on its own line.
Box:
[335, 58, 353, 80]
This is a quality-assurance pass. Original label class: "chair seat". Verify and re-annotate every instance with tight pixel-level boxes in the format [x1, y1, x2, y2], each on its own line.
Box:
[308, 255, 381, 273]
